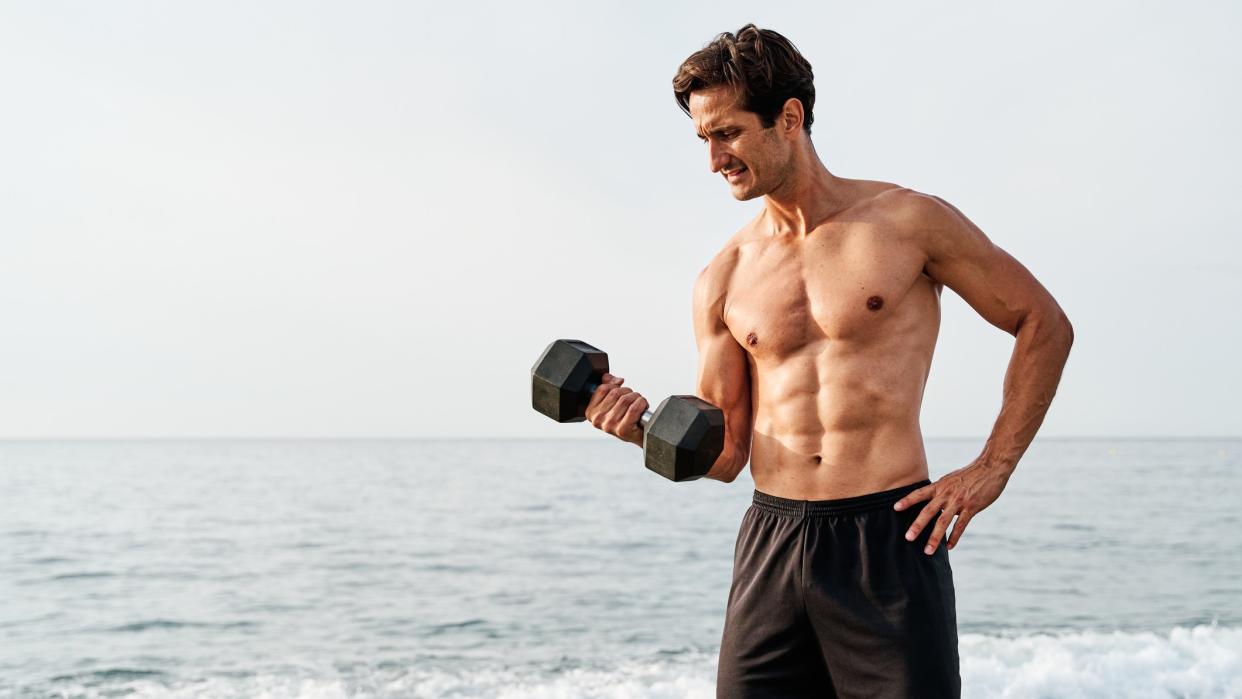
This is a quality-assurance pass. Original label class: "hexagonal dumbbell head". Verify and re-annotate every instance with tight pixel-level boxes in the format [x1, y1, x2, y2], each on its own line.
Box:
[531, 339, 610, 422]
[643, 395, 726, 481]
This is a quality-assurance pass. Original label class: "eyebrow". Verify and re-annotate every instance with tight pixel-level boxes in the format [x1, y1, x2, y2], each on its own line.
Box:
[696, 124, 740, 140]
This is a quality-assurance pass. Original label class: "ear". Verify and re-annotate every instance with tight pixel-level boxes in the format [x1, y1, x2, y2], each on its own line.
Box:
[779, 97, 804, 137]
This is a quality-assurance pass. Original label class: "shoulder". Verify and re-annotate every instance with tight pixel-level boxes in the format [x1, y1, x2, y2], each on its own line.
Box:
[693, 221, 753, 317]
[868, 185, 957, 228]
[868, 185, 984, 257]
[696, 215, 759, 290]
[818, 179, 955, 233]
[694, 242, 739, 311]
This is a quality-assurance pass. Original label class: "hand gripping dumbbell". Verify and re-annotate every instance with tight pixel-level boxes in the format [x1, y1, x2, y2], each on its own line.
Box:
[531, 339, 725, 482]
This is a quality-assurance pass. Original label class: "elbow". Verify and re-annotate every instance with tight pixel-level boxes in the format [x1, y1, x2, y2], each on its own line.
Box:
[706, 461, 739, 483]
[1022, 305, 1074, 351]
[1045, 310, 1075, 368]
[705, 451, 746, 483]
[1056, 309, 1074, 352]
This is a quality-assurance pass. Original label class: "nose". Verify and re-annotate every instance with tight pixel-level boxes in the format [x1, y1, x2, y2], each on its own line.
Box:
[709, 140, 731, 173]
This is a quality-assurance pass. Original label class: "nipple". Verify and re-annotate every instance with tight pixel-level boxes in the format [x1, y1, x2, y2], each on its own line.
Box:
[866, 295, 884, 311]
[745, 332, 759, 347]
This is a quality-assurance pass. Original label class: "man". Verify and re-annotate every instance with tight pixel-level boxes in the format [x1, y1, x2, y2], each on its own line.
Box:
[584, 24, 1073, 699]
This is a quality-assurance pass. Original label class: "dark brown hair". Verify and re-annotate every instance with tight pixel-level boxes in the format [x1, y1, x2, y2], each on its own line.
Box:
[673, 24, 816, 135]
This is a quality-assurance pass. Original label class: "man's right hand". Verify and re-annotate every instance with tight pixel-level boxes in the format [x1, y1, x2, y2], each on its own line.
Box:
[584, 373, 649, 446]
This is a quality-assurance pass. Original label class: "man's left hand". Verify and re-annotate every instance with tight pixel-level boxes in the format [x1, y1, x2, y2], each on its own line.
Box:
[892, 460, 1012, 554]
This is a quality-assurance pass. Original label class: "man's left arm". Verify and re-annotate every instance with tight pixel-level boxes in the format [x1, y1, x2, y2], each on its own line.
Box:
[892, 190, 1075, 554]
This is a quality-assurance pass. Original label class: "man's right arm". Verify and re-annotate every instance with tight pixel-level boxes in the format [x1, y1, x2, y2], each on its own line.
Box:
[692, 261, 753, 482]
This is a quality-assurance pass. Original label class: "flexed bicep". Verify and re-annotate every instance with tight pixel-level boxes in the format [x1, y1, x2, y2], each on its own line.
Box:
[692, 263, 753, 482]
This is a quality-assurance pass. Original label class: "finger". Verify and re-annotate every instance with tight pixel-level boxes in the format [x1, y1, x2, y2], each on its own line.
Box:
[603, 387, 633, 412]
[617, 395, 648, 439]
[924, 507, 956, 555]
[947, 511, 974, 550]
[588, 376, 623, 403]
[603, 392, 640, 431]
[589, 387, 632, 426]
[622, 395, 649, 425]
[893, 485, 934, 512]
[587, 379, 615, 406]
[904, 498, 942, 542]
[585, 384, 609, 418]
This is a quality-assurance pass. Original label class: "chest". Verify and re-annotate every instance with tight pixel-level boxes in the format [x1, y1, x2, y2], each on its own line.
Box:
[722, 230, 925, 354]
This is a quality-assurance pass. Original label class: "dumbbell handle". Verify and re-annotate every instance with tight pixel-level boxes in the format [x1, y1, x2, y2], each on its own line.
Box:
[584, 380, 654, 430]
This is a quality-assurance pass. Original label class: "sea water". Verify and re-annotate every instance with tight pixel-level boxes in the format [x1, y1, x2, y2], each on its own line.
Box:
[1, 438, 1239, 698]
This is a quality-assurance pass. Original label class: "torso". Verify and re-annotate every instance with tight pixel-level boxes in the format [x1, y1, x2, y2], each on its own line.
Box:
[717, 180, 942, 499]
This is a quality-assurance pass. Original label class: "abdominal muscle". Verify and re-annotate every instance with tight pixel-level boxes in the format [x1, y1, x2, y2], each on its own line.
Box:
[745, 340, 934, 501]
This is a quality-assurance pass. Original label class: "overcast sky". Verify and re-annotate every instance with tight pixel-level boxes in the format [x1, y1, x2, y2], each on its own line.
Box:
[1, 1, 1239, 439]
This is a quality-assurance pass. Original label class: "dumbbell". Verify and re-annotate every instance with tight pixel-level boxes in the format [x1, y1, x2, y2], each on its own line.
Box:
[531, 339, 725, 482]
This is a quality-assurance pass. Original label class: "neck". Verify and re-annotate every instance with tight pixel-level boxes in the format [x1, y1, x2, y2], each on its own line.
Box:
[761, 139, 852, 238]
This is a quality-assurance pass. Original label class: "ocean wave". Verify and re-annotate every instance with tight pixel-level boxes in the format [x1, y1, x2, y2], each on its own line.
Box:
[45, 571, 116, 582]
[101, 619, 258, 633]
[962, 624, 1242, 698]
[8, 625, 1241, 698]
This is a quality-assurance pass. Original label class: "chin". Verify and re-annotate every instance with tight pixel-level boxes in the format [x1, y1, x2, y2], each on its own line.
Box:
[730, 186, 762, 202]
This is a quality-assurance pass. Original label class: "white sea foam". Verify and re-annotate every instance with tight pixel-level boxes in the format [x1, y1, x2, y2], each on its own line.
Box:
[961, 624, 1242, 699]
[24, 625, 1241, 699]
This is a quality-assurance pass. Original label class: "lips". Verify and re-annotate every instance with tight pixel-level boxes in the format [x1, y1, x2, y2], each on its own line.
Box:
[724, 165, 748, 181]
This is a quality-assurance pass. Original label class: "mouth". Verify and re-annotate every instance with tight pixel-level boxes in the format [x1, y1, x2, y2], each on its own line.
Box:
[723, 165, 748, 182]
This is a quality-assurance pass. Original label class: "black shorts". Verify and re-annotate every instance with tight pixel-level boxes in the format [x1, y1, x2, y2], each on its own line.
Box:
[716, 479, 960, 698]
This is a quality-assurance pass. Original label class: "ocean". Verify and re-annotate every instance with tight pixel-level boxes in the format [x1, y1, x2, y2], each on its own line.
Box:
[1, 438, 1239, 698]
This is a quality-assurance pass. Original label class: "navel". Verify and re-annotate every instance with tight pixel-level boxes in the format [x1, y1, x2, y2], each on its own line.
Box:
[745, 331, 759, 347]
[813, 455, 822, 464]
[866, 295, 884, 311]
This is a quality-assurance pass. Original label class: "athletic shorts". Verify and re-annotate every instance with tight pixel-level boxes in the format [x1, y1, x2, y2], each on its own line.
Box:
[716, 479, 961, 698]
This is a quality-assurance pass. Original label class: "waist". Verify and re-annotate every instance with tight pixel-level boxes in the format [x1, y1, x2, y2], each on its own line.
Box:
[752, 478, 931, 517]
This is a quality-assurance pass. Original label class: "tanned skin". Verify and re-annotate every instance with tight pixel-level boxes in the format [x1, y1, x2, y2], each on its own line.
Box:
[585, 84, 1073, 555]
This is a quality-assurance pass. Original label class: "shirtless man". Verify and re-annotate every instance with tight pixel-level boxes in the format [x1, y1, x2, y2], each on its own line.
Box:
[585, 24, 1073, 698]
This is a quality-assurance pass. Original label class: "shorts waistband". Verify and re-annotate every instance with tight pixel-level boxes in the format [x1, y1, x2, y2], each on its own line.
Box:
[752, 479, 932, 517]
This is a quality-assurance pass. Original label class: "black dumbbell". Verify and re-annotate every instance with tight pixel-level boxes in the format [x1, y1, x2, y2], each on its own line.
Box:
[531, 339, 725, 482]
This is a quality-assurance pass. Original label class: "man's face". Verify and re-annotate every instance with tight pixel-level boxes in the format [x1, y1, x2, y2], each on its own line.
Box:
[689, 85, 791, 201]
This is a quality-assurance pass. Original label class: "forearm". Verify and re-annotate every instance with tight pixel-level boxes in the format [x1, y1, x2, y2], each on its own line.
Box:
[979, 309, 1074, 473]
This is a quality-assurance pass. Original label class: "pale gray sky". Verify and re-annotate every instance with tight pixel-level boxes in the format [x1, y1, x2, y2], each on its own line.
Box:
[2, 1, 1239, 439]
